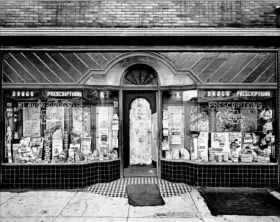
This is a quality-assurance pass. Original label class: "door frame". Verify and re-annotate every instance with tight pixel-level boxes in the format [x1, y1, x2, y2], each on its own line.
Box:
[120, 89, 160, 178]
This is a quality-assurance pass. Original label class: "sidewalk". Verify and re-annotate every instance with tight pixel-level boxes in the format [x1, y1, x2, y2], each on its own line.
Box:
[1, 187, 280, 222]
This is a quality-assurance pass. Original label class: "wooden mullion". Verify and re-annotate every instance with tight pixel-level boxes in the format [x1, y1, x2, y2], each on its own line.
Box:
[157, 90, 162, 178]
[119, 89, 124, 178]
[91, 106, 96, 153]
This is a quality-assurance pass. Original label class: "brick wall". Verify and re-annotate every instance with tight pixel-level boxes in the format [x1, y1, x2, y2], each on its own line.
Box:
[0, 0, 280, 28]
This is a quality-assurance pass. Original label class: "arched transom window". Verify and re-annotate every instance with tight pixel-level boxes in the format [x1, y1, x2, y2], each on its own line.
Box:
[123, 64, 158, 85]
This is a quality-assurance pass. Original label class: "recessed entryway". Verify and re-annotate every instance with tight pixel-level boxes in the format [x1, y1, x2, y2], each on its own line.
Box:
[123, 91, 157, 177]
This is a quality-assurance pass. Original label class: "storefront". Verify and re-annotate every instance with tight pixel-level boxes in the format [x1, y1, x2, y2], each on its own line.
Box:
[1, 43, 279, 189]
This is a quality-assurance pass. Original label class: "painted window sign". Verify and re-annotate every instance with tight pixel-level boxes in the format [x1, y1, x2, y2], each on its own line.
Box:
[208, 102, 262, 110]
[17, 101, 72, 109]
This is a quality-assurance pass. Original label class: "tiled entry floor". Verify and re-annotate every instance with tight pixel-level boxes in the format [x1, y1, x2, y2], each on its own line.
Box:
[84, 177, 190, 197]
[124, 165, 157, 177]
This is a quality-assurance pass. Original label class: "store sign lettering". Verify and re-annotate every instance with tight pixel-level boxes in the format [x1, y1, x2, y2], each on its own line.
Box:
[209, 102, 262, 110]
[206, 90, 232, 97]
[236, 90, 271, 97]
[47, 91, 82, 97]
[12, 91, 35, 97]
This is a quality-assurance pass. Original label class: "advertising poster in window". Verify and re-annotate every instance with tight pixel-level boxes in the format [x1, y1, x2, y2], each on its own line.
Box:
[96, 106, 113, 151]
[189, 103, 209, 132]
[72, 107, 91, 137]
[23, 108, 41, 137]
[211, 132, 230, 154]
[46, 107, 65, 135]
[240, 108, 258, 132]
[167, 106, 184, 147]
[215, 109, 240, 132]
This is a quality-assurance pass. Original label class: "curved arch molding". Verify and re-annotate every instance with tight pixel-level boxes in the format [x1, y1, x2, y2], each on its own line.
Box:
[83, 52, 198, 86]
[2, 51, 276, 85]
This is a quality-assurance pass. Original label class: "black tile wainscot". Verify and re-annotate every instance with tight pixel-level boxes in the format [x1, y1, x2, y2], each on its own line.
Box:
[1, 159, 120, 189]
[161, 160, 278, 188]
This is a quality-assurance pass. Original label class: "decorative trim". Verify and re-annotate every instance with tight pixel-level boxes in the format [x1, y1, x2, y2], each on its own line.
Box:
[1, 47, 278, 52]
[2, 83, 276, 90]
[197, 83, 277, 89]
[1, 28, 280, 37]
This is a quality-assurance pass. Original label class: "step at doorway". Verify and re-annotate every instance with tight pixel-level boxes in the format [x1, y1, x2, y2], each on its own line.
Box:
[124, 163, 157, 177]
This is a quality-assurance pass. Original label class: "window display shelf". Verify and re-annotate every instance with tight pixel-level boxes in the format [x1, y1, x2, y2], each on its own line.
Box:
[1, 158, 120, 166]
[162, 159, 278, 165]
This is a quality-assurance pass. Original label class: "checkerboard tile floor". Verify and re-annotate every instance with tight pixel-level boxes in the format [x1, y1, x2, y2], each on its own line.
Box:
[84, 177, 190, 197]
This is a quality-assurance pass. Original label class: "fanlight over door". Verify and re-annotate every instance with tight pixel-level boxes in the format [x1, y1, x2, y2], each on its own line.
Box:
[123, 64, 158, 85]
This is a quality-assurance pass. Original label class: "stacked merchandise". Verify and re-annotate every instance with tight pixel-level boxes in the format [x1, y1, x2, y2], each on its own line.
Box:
[209, 132, 230, 162]
[162, 106, 189, 160]
[111, 114, 119, 160]
[197, 132, 209, 162]
[207, 131, 274, 163]
[43, 133, 51, 163]
[189, 103, 209, 161]
[229, 132, 242, 162]
[13, 137, 44, 163]
[6, 98, 120, 164]
[96, 107, 112, 160]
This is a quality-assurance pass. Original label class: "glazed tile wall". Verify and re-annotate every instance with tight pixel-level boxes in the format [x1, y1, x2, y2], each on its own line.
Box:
[161, 160, 278, 188]
[1, 160, 120, 189]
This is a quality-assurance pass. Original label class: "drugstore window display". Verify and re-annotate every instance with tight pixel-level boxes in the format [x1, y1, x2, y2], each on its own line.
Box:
[161, 89, 277, 164]
[4, 89, 119, 164]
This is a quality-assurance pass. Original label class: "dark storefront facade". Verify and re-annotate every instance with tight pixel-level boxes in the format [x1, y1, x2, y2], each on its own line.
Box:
[1, 0, 280, 190]
[1, 41, 279, 189]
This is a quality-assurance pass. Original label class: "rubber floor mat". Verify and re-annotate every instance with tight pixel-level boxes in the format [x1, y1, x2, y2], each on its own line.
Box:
[198, 187, 280, 216]
[126, 184, 165, 206]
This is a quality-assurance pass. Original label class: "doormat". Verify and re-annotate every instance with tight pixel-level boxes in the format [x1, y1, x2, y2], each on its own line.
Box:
[198, 187, 280, 216]
[126, 184, 165, 206]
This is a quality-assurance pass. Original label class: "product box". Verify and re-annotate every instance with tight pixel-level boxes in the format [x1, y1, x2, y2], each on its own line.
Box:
[244, 133, 253, 144]
[70, 143, 80, 152]
[52, 137, 63, 159]
[197, 132, 209, 161]
[81, 137, 92, 155]
[191, 137, 198, 160]
[69, 143, 80, 162]
[229, 132, 242, 147]
[12, 143, 20, 162]
[211, 132, 230, 152]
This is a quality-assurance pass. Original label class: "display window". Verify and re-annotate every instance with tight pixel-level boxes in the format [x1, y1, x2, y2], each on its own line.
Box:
[161, 89, 277, 163]
[3, 89, 119, 164]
